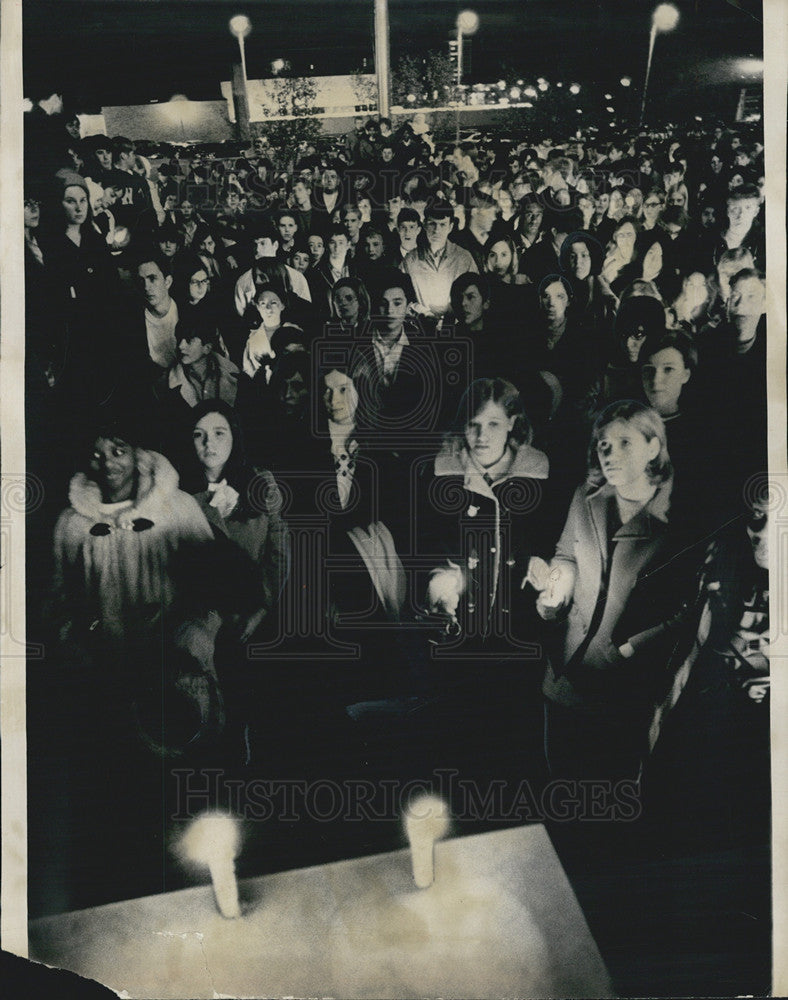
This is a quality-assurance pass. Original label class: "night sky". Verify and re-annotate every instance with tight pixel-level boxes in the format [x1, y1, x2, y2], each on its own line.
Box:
[23, 0, 762, 114]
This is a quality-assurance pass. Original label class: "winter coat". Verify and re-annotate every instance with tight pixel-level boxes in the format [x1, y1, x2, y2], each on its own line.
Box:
[542, 479, 704, 714]
[52, 451, 213, 641]
[417, 439, 551, 653]
[194, 469, 290, 623]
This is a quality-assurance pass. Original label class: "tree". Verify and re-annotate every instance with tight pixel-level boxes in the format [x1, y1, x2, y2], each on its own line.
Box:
[392, 50, 456, 108]
[253, 72, 323, 155]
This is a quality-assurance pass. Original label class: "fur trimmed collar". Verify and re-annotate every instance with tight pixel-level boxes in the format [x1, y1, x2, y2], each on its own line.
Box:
[68, 450, 182, 528]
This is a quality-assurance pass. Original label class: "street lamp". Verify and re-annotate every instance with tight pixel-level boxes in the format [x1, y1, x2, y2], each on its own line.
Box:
[229, 14, 252, 136]
[640, 4, 679, 125]
[455, 9, 479, 142]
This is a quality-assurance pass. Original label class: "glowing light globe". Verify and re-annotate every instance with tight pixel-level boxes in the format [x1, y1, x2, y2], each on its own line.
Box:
[457, 10, 480, 34]
[652, 4, 679, 32]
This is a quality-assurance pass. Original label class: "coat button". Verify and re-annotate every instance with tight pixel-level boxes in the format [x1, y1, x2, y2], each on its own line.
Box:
[506, 558, 515, 566]
[490, 547, 496, 553]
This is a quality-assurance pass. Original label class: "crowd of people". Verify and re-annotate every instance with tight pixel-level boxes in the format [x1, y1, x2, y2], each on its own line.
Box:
[24, 99, 769, 792]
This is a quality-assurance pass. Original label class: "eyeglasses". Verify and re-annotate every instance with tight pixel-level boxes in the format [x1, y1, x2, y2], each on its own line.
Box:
[24, 198, 40, 208]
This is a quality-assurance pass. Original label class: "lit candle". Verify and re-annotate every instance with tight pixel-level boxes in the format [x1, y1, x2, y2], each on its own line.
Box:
[180, 813, 242, 919]
[403, 795, 450, 889]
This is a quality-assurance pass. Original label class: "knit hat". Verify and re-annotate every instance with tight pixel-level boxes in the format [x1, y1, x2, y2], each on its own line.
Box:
[54, 168, 90, 198]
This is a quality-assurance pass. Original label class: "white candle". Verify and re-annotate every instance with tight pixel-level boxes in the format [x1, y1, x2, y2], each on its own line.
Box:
[180, 813, 242, 919]
[404, 795, 450, 889]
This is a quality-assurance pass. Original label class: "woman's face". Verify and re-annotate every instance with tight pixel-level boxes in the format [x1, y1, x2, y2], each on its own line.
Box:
[567, 241, 592, 281]
[63, 185, 88, 227]
[357, 198, 372, 222]
[193, 412, 233, 480]
[596, 419, 659, 492]
[200, 234, 216, 256]
[255, 289, 284, 330]
[614, 222, 637, 256]
[496, 188, 514, 216]
[608, 190, 625, 217]
[465, 400, 514, 469]
[625, 189, 643, 213]
[486, 240, 513, 278]
[188, 268, 210, 305]
[642, 346, 690, 416]
[90, 437, 136, 501]
[334, 285, 360, 324]
[323, 369, 358, 425]
[307, 234, 325, 263]
[642, 241, 663, 281]
[669, 189, 686, 208]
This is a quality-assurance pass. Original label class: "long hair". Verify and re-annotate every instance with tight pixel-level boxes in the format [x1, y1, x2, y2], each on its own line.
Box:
[445, 377, 532, 454]
[185, 399, 261, 518]
[330, 276, 371, 325]
[587, 400, 671, 488]
[483, 232, 519, 281]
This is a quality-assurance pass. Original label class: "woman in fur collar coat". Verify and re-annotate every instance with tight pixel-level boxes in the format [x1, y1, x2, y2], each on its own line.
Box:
[53, 419, 214, 644]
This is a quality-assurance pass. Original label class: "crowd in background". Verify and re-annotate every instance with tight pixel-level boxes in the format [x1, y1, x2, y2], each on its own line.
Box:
[23, 98, 769, 790]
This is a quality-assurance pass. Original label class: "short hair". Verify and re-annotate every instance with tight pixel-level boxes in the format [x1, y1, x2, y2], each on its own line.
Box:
[292, 175, 312, 191]
[727, 182, 760, 202]
[450, 271, 491, 313]
[327, 223, 349, 241]
[587, 400, 671, 487]
[174, 313, 218, 351]
[341, 202, 362, 220]
[539, 274, 573, 302]
[641, 327, 698, 373]
[448, 378, 532, 449]
[423, 199, 455, 223]
[729, 267, 764, 290]
[717, 246, 755, 272]
[660, 206, 689, 230]
[396, 207, 421, 228]
[543, 206, 583, 236]
[135, 249, 173, 279]
[276, 208, 298, 226]
[643, 187, 666, 206]
[287, 234, 310, 257]
[249, 220, 280, 245]
[375, 268, 417, 304]
[270, 323, 307, 356]
[110, 136, 134, 164]
[466, 185, 498, 211]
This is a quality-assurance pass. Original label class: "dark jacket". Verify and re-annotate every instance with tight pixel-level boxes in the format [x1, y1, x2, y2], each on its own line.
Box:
[416, 440, 551, 655]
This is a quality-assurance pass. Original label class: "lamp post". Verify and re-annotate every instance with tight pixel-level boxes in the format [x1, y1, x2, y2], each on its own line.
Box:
[455, 9, 479, 143]
[639, 4, 679, 126]
[229, 14, 252, 139]
[374, 0, 391, 118]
